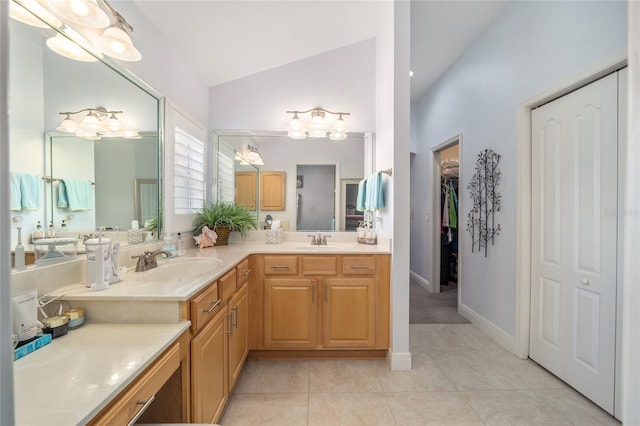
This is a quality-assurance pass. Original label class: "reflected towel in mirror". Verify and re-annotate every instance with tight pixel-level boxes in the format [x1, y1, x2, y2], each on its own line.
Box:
[58, 178, 93, 211]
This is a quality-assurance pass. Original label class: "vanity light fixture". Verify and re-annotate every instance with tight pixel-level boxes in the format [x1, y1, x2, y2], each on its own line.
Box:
[13, 0, 142, 62]
[245, 145, 264, 166]
[286, 108, 350, 141]
[56, 107, 141, 140]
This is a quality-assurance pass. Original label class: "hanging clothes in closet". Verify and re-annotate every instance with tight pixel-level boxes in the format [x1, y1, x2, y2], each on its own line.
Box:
[440, 178, 458, 285]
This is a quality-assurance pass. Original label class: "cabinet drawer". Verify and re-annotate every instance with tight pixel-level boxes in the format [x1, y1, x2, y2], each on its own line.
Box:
[263, 256, 298, 275]
[302, 256, 337, 275]
[236, 258, 251, 285]
[342, 256, 376, 275]
[191, 282, 220, 333]
[220, 269, 238, 303]
[91, 342, 181, 425]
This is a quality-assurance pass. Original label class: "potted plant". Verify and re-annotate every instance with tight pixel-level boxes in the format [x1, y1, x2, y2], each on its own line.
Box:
[192, 201, 258, 246]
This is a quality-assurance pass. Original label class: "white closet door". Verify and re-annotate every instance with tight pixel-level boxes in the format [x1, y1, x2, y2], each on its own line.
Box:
[530, 72, 618, 414]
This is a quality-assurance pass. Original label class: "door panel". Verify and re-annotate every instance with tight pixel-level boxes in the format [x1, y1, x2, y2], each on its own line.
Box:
[531, 72, 618, 414]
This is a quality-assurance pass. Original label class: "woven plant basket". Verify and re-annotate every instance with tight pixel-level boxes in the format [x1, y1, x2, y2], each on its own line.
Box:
[213, 226, 231, 246]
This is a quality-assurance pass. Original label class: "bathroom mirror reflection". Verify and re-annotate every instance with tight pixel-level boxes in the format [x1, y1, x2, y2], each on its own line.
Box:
[9, 9, 161, 269]
[214, 131, 370, 231]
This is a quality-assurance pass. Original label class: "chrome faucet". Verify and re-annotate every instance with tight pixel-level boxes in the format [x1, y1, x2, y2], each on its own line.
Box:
[307, 233, 331, 245]
[131, 250, 171, 272]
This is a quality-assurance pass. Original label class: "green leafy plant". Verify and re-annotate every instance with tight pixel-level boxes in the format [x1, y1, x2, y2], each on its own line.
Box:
[192, 201, 258, 237]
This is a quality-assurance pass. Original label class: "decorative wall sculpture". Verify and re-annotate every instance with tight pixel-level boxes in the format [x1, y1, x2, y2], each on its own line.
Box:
[466, 149, 502, 257]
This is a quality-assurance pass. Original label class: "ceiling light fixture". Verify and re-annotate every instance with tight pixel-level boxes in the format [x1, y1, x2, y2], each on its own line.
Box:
[245, 144, 264, 166]
[56, 107, 140, 140]
[286, 108, 351, 141]
[13, 0, 142, 62]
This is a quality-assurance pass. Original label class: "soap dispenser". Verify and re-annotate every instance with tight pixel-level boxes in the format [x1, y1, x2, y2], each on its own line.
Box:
[162, 233, 176, 257]
[177, 233, 186, 256]
[33, 221, 43, 242]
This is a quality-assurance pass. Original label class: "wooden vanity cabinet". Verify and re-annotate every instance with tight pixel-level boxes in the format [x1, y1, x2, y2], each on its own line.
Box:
[253, 254, 390, 352]
[90, 331, 190, 425]
[188, 258, 251, 423]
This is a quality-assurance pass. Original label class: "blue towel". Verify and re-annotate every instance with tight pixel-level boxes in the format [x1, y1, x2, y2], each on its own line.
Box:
[365, 172, 384, 211]
[10, 173, 21, 211]
[58, 178, 93, 211]
[356, 179, 367, 212]
[19, 173, 41, 210]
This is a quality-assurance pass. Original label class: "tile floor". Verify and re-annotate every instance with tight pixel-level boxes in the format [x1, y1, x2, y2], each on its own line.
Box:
[219, 324, 620, 425]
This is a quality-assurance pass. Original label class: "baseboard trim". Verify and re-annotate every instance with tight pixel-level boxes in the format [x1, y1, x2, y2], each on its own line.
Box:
[387, 350, 412, 371]
[458, 302, 519, 356]
[410, 270, 431, 292]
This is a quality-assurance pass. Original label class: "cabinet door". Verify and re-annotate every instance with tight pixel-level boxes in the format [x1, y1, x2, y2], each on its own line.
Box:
[191, 306, 228, 424]
[264, 278, 317, 348]
[235, 171, 257, 210]
[322, 278, 376, 348]
[260, 171, 285, 211]
[228, 283, 249, 393]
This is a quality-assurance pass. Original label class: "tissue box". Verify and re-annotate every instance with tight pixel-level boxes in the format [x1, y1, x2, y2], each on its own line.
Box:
[265, 228, 284, 244]
[127, 229, 144, 244]
[14, 334, 52, 361]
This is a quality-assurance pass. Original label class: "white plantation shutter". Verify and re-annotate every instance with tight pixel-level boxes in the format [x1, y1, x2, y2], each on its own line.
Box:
[164, 99, 207, 233]
[218, 141, 235, 203]
[174, 127, 205, 214]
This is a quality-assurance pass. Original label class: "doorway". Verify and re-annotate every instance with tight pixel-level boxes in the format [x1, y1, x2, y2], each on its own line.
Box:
[410, 136, 466, 324]
[295, 164, 336, 231]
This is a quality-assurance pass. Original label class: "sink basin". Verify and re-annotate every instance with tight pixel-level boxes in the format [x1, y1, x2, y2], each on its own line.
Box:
[294, 243, 352, 251]
[140, 257, 223, 282]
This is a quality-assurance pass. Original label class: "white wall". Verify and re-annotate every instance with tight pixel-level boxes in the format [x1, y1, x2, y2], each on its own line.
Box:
[209, 39, 376, 132]
[411, 1, 626, 336]
[622, 2, 640, 423]
[110, 1, 209, 126]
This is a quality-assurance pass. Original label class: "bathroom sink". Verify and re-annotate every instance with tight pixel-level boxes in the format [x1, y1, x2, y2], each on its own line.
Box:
[140, 257, 223, 282]
[294, 243, 353, 251]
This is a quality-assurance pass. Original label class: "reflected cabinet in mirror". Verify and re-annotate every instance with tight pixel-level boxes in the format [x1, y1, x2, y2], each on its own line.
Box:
[214, 131, 372, 232]
[9, 8, 161, 268]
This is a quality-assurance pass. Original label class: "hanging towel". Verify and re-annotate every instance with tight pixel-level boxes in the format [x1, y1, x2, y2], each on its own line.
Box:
[58, 178, 93, 211]
[442, 186, 450, 229]
[365, 172, 384, 211]
[19, 173, 41, 210]
[356, 179, 367, 212]
[10, 173, 21, 211]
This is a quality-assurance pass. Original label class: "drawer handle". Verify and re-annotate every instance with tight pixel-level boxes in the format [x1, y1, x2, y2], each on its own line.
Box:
[270, 265, 290, 269]
[126, 395, 156, 426]
[232, 305, 239, 328]
[226, 312, 234, 336]
[350, 265, 370, 269]
[204, 299, 221, 313]
[242, 268, 252, 276]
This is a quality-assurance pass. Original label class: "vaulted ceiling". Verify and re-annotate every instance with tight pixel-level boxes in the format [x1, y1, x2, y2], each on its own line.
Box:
[132, 1, 509, 101]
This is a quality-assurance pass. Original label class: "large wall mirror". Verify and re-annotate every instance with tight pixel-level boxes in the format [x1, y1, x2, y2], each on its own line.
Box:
[214, 131, 372, 231]
[9, 6, 161, 268]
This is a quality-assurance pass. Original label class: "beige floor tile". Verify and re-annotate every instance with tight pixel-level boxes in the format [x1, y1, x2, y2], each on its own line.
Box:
[460, 389, 567, 425]
[377, 352, 456, 392]
[410, 324, 500, 352]
[220, 393, 308, 426]
[309, 359, 385, 392]
[234, 359, 310, 394]
[429, 350, 522, 390]
[385, 391, 483, 425]
[486, 349, 567, 390]
[308, 392, 395, 426]
[534, 389, 620, 425]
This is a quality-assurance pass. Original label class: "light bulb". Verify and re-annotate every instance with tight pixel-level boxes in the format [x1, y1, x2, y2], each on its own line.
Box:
[94, 26, 142, 62]
[332, 115, 348, 134]
[56, 114, 78, 132]
[289, 114, 304, 131]
[80, 111, 100, 130]
[288, 129, 307, 140]
[69, 0, 89, 17]
[104, 114, 121, 132]
[46, 33, 98, 62]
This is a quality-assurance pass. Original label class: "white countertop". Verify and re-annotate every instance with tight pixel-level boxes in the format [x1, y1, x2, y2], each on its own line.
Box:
[56, 240, 391, 302]
[13, 322, 190, 426]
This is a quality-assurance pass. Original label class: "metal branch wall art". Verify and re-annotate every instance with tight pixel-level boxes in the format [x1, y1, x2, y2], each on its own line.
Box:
[466, 149, 502, 257]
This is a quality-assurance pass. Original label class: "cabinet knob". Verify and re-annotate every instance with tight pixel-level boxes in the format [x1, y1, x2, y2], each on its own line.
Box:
[580, 278, 590, 285]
